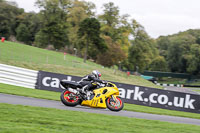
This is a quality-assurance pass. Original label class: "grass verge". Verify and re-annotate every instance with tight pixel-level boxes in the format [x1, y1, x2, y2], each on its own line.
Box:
[0, 103, 200, 133]
[0, 83, 200, 119]
[193, 89, 200, 93]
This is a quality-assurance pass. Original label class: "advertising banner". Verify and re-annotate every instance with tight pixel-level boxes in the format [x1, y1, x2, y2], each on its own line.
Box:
[36, 71, 200, 113]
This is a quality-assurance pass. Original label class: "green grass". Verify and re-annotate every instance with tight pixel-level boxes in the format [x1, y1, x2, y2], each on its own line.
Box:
[0, 103, 200, 133]
[193, 89, 200, 93]
[1, 83, 200, 119]
[0, 41, 161, 88]
[124, 104, 200, 119]
[0, 83, 60, 101]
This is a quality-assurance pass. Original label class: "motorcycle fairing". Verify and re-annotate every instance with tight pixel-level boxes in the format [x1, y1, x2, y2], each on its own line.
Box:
[81, 83, 119, 108]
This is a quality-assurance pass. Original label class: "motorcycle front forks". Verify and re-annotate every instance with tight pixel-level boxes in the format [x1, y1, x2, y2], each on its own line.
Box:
[111, 95, 117, 102]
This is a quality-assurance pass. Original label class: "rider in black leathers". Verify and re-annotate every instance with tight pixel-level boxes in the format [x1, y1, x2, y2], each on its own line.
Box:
[78, 70, 105, 95]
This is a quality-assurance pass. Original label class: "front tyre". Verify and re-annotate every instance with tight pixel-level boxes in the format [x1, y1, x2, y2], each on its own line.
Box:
[60, 90, 80, 107]
[106, 96, 124, 111]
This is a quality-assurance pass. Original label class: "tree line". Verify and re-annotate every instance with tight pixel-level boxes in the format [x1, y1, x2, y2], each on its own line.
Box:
[157, 29, 200, 75]
[0, 0, 200, 75]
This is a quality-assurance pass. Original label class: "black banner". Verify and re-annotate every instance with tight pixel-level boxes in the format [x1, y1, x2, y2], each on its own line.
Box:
[36, 71, 200, 114]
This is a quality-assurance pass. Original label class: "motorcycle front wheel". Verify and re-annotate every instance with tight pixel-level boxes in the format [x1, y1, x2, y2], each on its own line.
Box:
[106, 96, 124, 111]
[60, 90, 80, 107]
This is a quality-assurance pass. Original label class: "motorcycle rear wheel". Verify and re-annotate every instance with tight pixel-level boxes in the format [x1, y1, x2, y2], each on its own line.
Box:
[106, 96, 124, 111]
[60, 90, 80, 107]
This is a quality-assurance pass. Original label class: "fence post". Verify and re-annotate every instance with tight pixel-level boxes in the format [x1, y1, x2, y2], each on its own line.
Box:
[64, 52, 66, 60]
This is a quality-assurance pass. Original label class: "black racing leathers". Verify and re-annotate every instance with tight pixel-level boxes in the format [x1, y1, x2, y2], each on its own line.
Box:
[78, 74, 103, 91]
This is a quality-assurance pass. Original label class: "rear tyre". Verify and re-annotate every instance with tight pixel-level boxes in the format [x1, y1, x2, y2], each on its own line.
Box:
[60, 90, 80, 107]
[106, 96, 124, 111]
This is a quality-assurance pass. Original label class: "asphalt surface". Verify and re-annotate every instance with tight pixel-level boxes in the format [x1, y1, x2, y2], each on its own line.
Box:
[0, 93, 200, 126]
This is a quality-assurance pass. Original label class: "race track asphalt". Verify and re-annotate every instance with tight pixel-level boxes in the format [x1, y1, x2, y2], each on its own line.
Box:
[0, 93, 200, 126]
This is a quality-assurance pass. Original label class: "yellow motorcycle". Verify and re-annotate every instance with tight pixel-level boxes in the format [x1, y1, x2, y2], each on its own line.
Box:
[60, 81, 124, 111]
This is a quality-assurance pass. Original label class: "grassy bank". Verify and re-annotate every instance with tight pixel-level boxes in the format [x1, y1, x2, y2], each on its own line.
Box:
[0, 41, 160, 88]
[0, 103, 200, 133]
[0, 83, 200, 119]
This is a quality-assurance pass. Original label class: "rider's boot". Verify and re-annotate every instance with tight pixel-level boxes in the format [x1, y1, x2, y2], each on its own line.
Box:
[81, 85, 88, 100]
[81, 85, 88, 94]
[86, 91, 92, 100]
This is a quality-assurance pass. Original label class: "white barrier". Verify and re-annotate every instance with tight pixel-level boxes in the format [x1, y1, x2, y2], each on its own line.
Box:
[0, 64, 38, 89]
[153, 81, 183, 87]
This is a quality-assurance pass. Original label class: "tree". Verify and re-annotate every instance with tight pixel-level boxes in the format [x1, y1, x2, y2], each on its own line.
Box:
[128, 39, 153, 71]
[0, 1, 24, 38]
[99, 2, 119, 27]
[156, 36, 170, 58]
[99, 2, 120, 41]
[196, 36, 200, 44]
[97, 36, 126, 67]
[128, 20, 158, 72]
[78, 17, 106, 63]
[67, 0, 95, 52]
[24, 13, 41, 43]
[16, 23, 31, 44]
[149, 56, 168, 71]
[184, 44, 200, 74]
[13, 12, 41, 44]
[156, 29, 200, 74]
[99, 2, 131, 67]
[35, 0, 71, 49]
[167, 34, 196, 73]
[116, 14, 131, 58]
[34, 30, 49, 48]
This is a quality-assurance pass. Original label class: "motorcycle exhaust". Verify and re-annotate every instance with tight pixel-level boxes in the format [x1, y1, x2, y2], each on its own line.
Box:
[60, 82, 79, 94]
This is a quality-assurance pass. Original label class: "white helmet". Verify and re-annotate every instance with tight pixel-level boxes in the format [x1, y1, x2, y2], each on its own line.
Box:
[92, 70, 101, 78]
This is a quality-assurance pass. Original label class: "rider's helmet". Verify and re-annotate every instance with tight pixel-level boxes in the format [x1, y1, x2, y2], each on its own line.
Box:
[92, 70, 101, 79]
